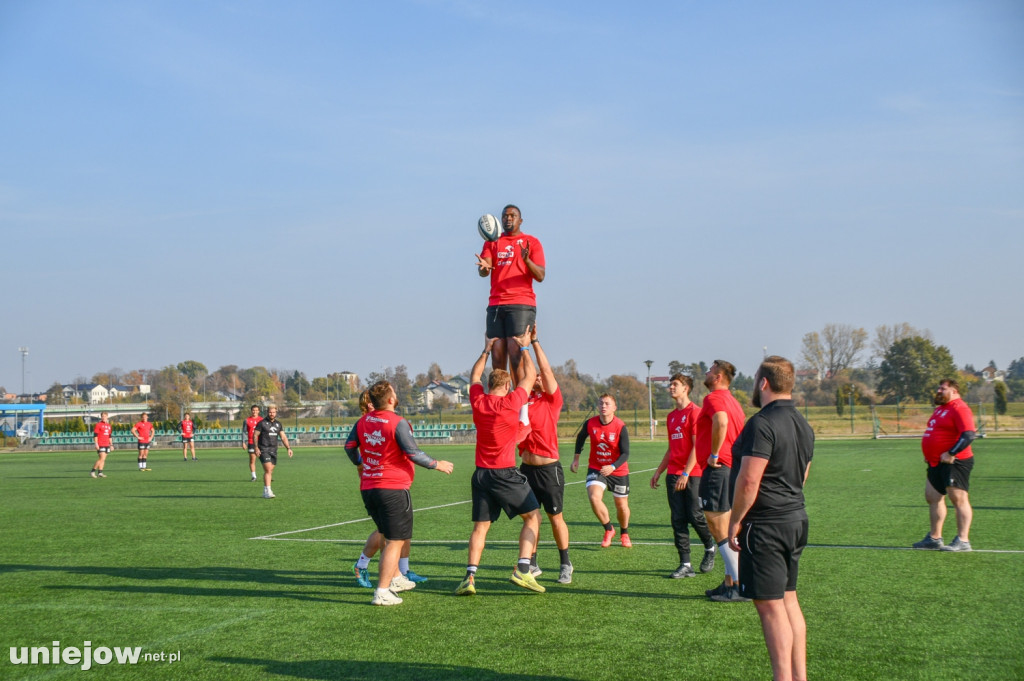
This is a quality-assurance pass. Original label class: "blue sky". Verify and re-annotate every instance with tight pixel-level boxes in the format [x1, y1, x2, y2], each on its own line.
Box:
[2, 0, 1022, 392]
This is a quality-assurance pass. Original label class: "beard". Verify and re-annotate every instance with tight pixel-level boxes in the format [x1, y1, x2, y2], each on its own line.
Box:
[752, 384, 762, 409]
[933, 392, 948, 406]
[703, 375, 715, 390]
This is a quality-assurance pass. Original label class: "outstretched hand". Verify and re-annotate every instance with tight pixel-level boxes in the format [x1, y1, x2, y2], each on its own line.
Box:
[513, 325, 532, 348]
[475, 254, 492, 273]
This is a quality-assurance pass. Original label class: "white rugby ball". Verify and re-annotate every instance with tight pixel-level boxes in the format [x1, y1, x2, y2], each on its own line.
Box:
[478, 214, 500, 242]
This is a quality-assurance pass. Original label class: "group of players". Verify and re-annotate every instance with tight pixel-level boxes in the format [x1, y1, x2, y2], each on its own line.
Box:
[89, 411, 199, 477]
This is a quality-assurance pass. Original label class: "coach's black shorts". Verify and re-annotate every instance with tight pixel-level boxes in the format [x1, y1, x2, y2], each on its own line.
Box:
[247, 444, 256, 454]
[586, 468, 630, 497]
[699, 465, 733, 512]
[927, 456, 974, 495]
[181, 437, 194, 443]
[737, 517, 808, 600]
[486, 305, 536, 339]
[472, 467, 539, 522]
[521, 461, 565, 515]
[361, 488, 413, 541]
[259, 449, 278, 465]
[137, 441, 151, 450]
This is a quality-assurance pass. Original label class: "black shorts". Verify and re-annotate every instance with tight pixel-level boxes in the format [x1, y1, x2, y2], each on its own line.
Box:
[247, 444, 256, 454]
[361, 488, 413, 541]
[699, 465, 733, 513]
[137, 441, 151, 450]
[472, 467, 540, 522]
[181, 437, 194, 443]
[927, 456, 974, 494]
[96, 446, 111, 454]
[521, 461, 565, 515]
[586, 468, 629, 498]
[486, 305, 536, 339]
[737, 517, 808, 600]
[259, 450, 278, 465]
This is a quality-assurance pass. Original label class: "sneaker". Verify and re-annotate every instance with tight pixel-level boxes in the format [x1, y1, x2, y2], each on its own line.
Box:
[912, 534, 944, 550]
[192, 457, 197, 461]
[142, 468, 152, 472]
[601, 528, 616, 548]
[510, 568, 546, 593]
[370, 589, 402, 606]
[620, 534, 633, 548]
[940, 536, 972, 552]
[389, 574, 416, 593]
[705, 580, 729, 598]
[352, 562, 372, 589]
[97, 472, 106, 478]
[404, 570, 429, 583]
[263, 491, 275, 499]
[529, 564, 542, 577]
[250, 476, 257, 482]
[709, 584, 752, 603]
[90, 471, 97, 478]
[556, 564, 574, 584]
[455, 575, 476, 596]
[671, 564, 696, 579]
[699, 546, 716, 573]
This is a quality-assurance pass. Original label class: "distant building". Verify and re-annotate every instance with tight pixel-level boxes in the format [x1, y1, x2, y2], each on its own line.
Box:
[419, 380, 465, 409]
[979, 367, 1005, 382]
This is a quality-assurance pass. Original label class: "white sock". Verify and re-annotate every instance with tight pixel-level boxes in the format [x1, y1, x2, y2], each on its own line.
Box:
[374, 587, 390, 598]
[399, 557, 410, 574]
[264, 486, 270, 494]
[718, 540, 739, 581]
[519, 404, 530, 426]
[356, 553, 371, 570]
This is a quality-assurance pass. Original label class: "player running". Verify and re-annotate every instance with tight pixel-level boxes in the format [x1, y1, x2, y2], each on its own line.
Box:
[572, 394, 632, 548]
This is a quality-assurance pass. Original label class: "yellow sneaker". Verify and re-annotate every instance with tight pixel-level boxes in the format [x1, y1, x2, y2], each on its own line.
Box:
[455, 575, 476, 596]
[510, 568, 546, 593]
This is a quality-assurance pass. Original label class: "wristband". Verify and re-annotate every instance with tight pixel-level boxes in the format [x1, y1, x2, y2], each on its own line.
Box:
[710, 453, 719, 458]
[520, 345, 529, 352]
[681, 472, 689, 477]
[531, 340, 539, 345]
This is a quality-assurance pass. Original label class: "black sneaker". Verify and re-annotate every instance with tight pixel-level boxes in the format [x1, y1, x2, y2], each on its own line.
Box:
[710, 584, 751, 603]
[699, 546, 716, 573]
[912, 534, 944, 550]
[671, 564, 696, 579]
[705, 580, 729, 598]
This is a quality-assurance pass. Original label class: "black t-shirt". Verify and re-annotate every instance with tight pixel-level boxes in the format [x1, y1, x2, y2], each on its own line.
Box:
[731, 399, 814, 522]
[254, 418, 284, 450]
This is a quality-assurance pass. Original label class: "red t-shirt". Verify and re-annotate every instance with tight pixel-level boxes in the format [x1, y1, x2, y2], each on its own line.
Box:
[133, 421, 154, 443]
[180, 420, 195, 438]
[471, 383, 528, 468]
[93, 422, 112, 448]
[355, 410, 415, 490]
[695, 389, 746, 468]
[518, 386, 563, 460]
[585, 416, 628, 475]
[244, 416, 262, 445]
[666, 402, 700, 476]
[480, 233, 545, 306]
[921, 398, 976, 467]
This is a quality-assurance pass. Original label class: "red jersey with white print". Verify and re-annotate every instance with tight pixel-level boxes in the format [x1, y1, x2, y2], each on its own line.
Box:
[180, 420, 195, 438]
[471, 383, 528, 468]
[244, 416, 261, 445]
[695, 389, 746, 468]
[134, 421, 154, 443]
[93, 422, 112, 447]
[586, 416, 628, 475]
[666, 402, 700, 476]
[519, 386, 563, 460]
[922, 397, 975, 467]
[480, 233, 545, 306]
[355, 410, 415, 490]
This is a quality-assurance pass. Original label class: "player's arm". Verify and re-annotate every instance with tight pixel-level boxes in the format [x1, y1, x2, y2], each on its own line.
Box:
[476, 243, 493, 276]
[520, 238, 545, 282]
[252, 423, 263, 456]
[571, 426, 589, 473]
[651, 447, 672, 489]
[514, 327, 537, 394]
[279, 427, 294, 457]
[708, 411, 728, 468]
[396, 420, 453, 474]
[602, 427, 629, 476]
[130, 424, 140, 439]
[942, 430, 976, 464]
[344, 424, 361, 466]
[530, 326, 557, 394]
[471, 337, 497, 384]
[728, 455, 769, 552]
[675, 445, 698, 491]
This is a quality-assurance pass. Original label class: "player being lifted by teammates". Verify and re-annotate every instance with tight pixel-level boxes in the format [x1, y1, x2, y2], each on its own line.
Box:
[345, 381, 454, 606]
[180, 412, 197, 461]
[517, 325, 573, 584]
[243, 405, 262, 481]
[130, 412, 154, 472]
[572, 394, 632, 548]
[457, 330, 546, 596]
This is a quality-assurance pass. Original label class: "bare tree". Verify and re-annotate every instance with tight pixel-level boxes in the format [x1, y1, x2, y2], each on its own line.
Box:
[871, 323, 932, 365]
[800, 323, 868, 378]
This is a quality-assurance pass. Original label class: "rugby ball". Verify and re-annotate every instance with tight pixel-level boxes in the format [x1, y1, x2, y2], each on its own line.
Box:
[478, 214, 500, 242]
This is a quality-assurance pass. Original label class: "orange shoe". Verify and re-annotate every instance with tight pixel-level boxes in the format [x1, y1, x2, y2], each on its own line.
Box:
[601, 528, 615, 547]
[621, 534, 633, 548]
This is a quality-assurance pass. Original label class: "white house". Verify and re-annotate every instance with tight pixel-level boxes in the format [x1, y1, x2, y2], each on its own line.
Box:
[420, 381, 465, 409]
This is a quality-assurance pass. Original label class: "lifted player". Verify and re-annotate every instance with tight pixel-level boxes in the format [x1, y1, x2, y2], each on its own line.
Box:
[572, 394, 632, 548]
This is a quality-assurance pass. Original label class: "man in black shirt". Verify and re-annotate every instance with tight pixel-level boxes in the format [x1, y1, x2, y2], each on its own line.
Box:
[728, 356, 813, 681]
[253, 405, 293, 499]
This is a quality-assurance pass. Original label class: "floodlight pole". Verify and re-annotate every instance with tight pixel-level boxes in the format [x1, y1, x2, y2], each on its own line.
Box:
[645, 360, 654, 440]
[19, 347, 29, 400]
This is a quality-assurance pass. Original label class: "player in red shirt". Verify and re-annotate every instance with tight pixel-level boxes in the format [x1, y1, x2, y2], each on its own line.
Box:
[695, 360, 748, 601]
[90, 412, 113, 478]
[180, 413, 197, 461]
[130, 412, 155, 471]
[456, 330, 546, 596]
[913, 379, 977, 552]
[243, 405, 262, 481]
[572, 393, 632, 548]
[517, 326, 573, 584]
[651, 374, 716, 577]
[345, 381, 454, 606]
[475, 204, 545, 385]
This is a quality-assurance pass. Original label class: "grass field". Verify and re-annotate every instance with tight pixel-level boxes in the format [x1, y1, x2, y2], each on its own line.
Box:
[2, 439, 1022, 680]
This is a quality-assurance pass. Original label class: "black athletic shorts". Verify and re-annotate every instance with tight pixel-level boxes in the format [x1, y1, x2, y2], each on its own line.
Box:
[485, 305, 537, 339]
[259, 449, 278, 465]
[472, 467, 540, 522]
[737, 517, 808, 600]
[927, 456, 974, 495]
[96, 446, 111, 454]
[181, 437, 194, 443]
[247, 444, 256, 454]
[586, 468, 630, 497]
[699, 465, 733, 513]
[137, 441, 151, 450]
[521, 461, 565, 515]
[362, 488, 413, 541]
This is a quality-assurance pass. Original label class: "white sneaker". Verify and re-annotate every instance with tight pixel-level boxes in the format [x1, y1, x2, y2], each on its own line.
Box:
[371, 589, 403, 606]
[389, 574, 416, 593]
[263, 491, 275, 499]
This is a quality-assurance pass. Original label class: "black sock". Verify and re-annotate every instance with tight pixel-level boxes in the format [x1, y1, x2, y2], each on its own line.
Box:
[621, 527, 629, 535]
[603, 522, 614, 531]
[559, 548, 570, 566]
[517, 559, 531, 574]
[530, 552, 538, 567]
